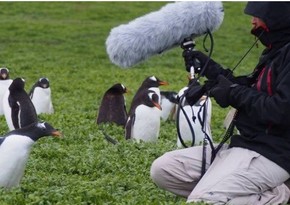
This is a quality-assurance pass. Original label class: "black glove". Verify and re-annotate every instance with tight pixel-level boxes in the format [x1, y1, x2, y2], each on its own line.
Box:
[210, 75, 237, 108]
[186, 50, 234, 81]
[184, 79, 205, 106]
[188, 51, 221, 73]
[184, 79, 216, 106]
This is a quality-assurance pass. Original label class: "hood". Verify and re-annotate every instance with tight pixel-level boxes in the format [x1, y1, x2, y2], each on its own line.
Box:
[244, 2, 290, 49]
[244, 2, 290, 31]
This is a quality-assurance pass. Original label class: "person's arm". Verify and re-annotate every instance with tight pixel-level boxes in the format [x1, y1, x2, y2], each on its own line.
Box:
[229, 61, 290, 126]
[190, 51, 232, 80]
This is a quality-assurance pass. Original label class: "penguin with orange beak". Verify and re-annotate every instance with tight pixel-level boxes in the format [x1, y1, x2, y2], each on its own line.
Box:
[125, 89, 162, 143]
[0, 121, 61, 188]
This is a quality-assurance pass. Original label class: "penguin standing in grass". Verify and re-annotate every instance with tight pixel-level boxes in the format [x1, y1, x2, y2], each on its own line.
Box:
[0, 121, 61, 188]
[3, 78, 38, 131]
[29, 77, 54, 115]
[125, 89, 162, 142]
[0, 68, 13, 115]
[97, 83, 128, 127]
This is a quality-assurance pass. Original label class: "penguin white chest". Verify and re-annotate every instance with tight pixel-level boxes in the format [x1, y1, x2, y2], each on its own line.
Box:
[2, 89, 15, 131]
[31, 87, 54, 114]
[132, 104, 161, 142]
[0, 135, 34, 188]
[0, 80, 12, 115]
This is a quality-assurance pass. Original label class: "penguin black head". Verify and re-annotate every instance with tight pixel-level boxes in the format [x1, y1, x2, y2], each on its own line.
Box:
[9, 78, 25, 92]
[107, 83, 127, 95]
[146, 91, 162, 110]
[141, 76, 168, 88]
[9, 122, 61, 142]
[0, 68, 10, 80]
[36, 77, 50, 89]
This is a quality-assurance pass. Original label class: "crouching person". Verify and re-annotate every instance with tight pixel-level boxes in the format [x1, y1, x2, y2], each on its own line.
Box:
[151, 2, 290, 204]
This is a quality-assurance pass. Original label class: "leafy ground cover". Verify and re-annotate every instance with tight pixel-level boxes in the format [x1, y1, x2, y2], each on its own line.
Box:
[0, 2, 263, 204]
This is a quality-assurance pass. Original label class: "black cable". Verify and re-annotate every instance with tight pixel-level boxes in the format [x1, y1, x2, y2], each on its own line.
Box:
[230, 30, 265, 74]
[176, 94, 196, 148]
[198, 29, 215, 79]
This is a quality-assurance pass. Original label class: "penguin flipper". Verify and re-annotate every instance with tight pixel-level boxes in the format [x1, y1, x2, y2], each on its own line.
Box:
[125, 114, 135, 140]
[8, 95, 20, 129]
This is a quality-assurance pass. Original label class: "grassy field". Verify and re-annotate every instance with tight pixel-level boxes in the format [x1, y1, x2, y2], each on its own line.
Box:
[0, 2, 264, 204]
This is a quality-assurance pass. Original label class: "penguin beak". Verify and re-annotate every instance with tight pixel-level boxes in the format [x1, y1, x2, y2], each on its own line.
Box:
[159, 81, 169, 86]
[52, 130, 62, 138]
[153, 102, 162, 110]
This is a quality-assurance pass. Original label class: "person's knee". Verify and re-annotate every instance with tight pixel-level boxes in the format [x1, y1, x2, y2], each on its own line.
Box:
[150, 155, 169, 188]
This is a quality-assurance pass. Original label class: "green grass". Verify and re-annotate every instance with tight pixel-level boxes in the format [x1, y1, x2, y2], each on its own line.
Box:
[0, 2, 264, 204]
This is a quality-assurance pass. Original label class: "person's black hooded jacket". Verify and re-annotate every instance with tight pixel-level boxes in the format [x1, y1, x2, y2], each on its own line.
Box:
[226, 2, 290, 174]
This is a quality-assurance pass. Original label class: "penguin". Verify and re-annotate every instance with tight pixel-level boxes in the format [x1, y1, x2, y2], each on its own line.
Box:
[125, 89, 162, 143]
[97, 83, 128, 127]
[176, 86, 212, 148]
[3, 78, 38, 131]
[0, 67, 10, 80]
[160, 91, 178, 121]
[0, 68, 13, 115]
[132, 76, 168, 105]
[0, 121, 61, 188]
[29, 77, 54, 114]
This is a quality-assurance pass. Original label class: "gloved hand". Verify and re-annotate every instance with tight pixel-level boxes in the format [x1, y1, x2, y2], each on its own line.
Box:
[184, 79, 205, 106]
[187, 51, 222, 74]
[210, 75, 237, 108]
[184, 79, 216, 106]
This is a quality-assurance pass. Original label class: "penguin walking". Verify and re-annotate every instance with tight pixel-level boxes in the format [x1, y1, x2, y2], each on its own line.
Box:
[0, 121, 61, 188]
[97, 83, 128, 127]
[0, 68, 13, 115]
[160, 91, 178, 121]
[29, 77, 54, 114]
[133, 76, 168, 105]
[176, 86, 212, 148]
[125, 89, 162, 143]
[3, 78, 38, 131]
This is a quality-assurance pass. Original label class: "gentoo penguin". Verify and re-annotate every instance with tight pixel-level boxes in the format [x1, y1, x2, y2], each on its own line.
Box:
[0, 67, 10, 80]
[97, 83, 128, 127]
[132, 76, 168, 104]
[29, 77, 54, 114]
[176, 86, 212, 148]
[125, 89, 162, 143]
[3, 78, 38, 131]
[0, 121, 61, 188]
[160, 91, 178, 121]
[0, 68, 13, 115]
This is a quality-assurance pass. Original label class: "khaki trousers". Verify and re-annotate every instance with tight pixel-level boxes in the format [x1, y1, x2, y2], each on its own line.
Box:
[150, 145, 290, 204]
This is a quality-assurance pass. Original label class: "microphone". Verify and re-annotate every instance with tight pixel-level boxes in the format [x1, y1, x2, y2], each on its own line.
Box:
[106, 1, 224, 68]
